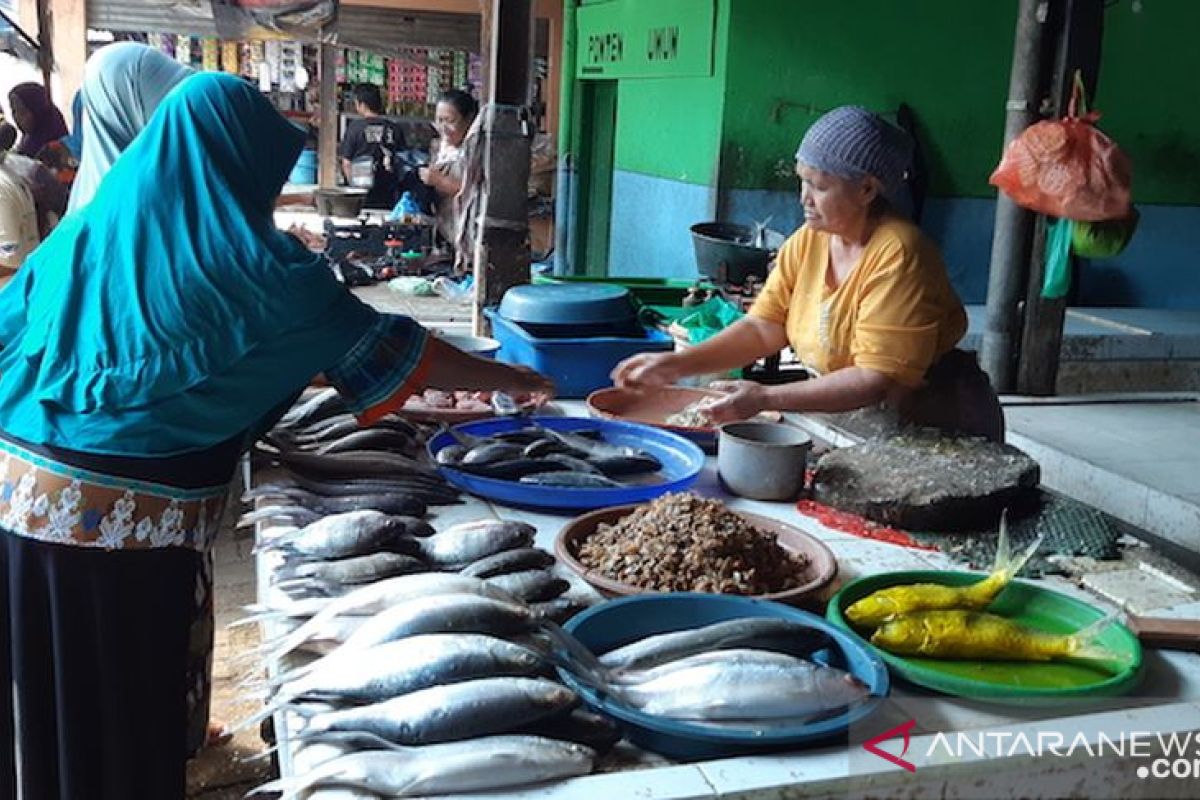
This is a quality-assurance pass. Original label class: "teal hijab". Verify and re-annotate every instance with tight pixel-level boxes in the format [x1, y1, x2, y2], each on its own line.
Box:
[0, 73, 374, 455]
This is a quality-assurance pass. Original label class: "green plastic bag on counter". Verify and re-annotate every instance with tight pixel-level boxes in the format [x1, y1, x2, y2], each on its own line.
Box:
[1042, 218, 1074, 300]
[668, 295, 744, 345]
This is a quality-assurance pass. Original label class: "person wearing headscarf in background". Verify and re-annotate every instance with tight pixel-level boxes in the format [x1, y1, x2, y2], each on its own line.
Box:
[61, 91, 84, 160]
[0, 72, 552, 800]
[7, 82, 69, 160]
[613, 106, 1003, 441]
[420, 88, 479, 247]
[0, 126, 40, 277]
[68, 41, 193, 212]
[0, 122, 67, 245]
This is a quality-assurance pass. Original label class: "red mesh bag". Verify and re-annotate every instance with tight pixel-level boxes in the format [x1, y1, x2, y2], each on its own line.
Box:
[989, 76, 1132, 221]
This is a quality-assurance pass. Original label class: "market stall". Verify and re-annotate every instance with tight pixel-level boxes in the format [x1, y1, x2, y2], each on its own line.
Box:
[245, 380, 1200, 798]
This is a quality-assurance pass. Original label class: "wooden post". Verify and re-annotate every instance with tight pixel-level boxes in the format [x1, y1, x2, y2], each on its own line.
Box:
[472, 0, 533, 335]
[1016, 0, 1105, 395]
[318, 41, 339, 189]
[47, 0, 86, 109]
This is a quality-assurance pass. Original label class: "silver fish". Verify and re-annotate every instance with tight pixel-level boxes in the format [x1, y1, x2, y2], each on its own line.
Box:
[485, 569, 570, 603]
[277, 388, 346, 430]
[459, 547, 556, 579]
[255, 574, 516, 663]
[617, 649, 869, 721]
[256, 511, 422, 560]
[250, 735, 594, 799]
[337, 594, 539, 652]
[418, 520, 535, 567]
[292, 677, 579, 745]
[242, 634, 546, 731]
[275, 552, 428, 589]
[599, 617, 834, 672]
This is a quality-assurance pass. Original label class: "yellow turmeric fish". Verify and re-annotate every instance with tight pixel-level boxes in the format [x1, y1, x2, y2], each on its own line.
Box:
[869, 609, 1122, 665]
[845, 513, 1042, 627]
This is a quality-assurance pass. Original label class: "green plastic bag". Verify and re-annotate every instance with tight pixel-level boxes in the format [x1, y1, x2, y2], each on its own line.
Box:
[1042, 218, 1074, 300]
[669, 295, 744, 344]
[1072, 208, 1140, 259]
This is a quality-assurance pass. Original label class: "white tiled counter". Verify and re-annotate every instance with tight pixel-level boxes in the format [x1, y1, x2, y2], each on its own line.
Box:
[255, 401, 1200, 799]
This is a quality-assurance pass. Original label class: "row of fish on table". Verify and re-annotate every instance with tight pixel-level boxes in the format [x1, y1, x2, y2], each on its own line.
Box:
[240, 389, 874, 797]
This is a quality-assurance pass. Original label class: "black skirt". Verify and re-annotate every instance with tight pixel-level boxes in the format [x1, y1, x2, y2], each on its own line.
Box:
[0, 532, 200, 800]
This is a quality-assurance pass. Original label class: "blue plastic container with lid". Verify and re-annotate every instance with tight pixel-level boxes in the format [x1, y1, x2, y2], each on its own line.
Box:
[485, 308, 673, 398]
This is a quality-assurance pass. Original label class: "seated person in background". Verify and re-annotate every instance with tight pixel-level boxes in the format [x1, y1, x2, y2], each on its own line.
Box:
[339, 83, 407, 209]
[613, 106, 1003, 442]
[0, 122, 67, 241]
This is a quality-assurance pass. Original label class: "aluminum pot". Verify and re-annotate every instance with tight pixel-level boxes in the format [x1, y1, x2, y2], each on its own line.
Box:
[717, 421, 812, 501]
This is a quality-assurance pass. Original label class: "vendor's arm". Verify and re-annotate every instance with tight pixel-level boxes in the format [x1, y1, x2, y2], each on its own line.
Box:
[612, 315, 787, 389]
[419, 166, 462, 198]
[703, 365, 897, 423]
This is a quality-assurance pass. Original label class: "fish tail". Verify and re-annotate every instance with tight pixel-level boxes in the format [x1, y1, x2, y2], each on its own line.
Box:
[990, 510, 1044, 582]
[238, 507, 305, 529]
[1068, 611, 1129, 667]
[540, 621, 611, 691]
[228, 693, 291, 735]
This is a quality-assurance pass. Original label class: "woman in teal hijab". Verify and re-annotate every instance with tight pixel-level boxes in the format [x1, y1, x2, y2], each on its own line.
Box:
[0, 72, 550, 800]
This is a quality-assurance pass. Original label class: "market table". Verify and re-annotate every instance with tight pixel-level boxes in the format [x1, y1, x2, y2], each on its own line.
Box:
[253, 400, 1200, 800]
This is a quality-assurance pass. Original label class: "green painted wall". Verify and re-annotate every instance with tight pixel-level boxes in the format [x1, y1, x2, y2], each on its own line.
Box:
[719, 0, 1200, 205]
[720, 0, 1014, 197]
[609, 0, 730, 185]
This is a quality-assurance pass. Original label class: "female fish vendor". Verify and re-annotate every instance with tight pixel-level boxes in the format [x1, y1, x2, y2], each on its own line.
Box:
[0, 73, 552, 800]
[614, 106, 1003, 441]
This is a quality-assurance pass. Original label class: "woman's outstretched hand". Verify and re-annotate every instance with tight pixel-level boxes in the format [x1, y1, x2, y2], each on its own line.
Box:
[702, 380, 770, 424]
[611, 352, 683, 391]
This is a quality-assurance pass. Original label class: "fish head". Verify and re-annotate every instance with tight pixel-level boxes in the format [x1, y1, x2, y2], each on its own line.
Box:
[869, 618, 922, 652]
[845, 591, 904, 627]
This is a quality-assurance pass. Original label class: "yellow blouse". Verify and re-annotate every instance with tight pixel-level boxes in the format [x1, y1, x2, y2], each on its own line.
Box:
[748, 216, 966, 388]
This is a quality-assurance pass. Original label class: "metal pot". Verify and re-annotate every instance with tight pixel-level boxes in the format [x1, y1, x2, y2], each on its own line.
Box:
[316, 188, 369, 218]
[690, 222, 780, 284]
[717, 421, 812, 501]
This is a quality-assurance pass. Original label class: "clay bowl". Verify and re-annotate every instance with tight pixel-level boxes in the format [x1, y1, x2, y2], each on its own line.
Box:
[586, 386, 781, 450]
[555, 503, 838, 607]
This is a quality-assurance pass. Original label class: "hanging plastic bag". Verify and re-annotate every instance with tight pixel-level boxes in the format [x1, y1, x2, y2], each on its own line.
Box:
[1042, 218, 1074, 300]
[1071, 207, 1140, 259]
[990, 73, 1132, 222]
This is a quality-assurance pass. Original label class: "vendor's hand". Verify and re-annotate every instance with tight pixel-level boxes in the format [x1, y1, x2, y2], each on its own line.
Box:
[703, 380, 769, 424]
[500, 365, 556, 400]
[611, 352, 684, 390]
[418, 167, 435, 186]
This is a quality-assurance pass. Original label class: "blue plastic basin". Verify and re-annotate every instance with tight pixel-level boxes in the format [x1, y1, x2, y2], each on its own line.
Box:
[560, 593, 890, 761]
[498, 283, 636, 326]
[428, 416, 704, 512]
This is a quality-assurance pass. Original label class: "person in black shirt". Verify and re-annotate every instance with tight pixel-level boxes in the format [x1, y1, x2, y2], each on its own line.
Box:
[339, 84, 406, 209]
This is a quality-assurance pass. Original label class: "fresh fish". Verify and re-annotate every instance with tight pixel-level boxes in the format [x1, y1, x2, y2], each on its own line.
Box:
[418, 520, 535, 567]
[249, 473, 451, 499]
[518, 472, 622, 488]
[599, 618, 834, 672]
[521, 438, 566, 458]
[529, 597, 589, 625]
[277, 388, 347, 430]
[290, 677, 579, 745]
[870, 610, 1123, 664]
[256, 511, 424, 560]
[318, 428, 417, 456]
[513, 709, 621, 753]
[254, 573, 517, 663]
[455, 458, 572, 480]
[249, 735, 594, 799]
[540, 428, 638, 459]
[846, 514, 1041, 627]
[486, 570, 570, 603]
[588, 453, 663, 477]
[487, 429, 550, 445]
[435, 443, 469, 465]
[617, 649, 870, 721]
[240, 494, 430, 527]
[268, 448, 441, 480]
[242, 634, 546, 729]
[462, 442, 527, 465]
[459, 547, 556, 579]
[539, 453, 602, 474]
[275, 552, 428, 588]
[337, 593, 539, 652]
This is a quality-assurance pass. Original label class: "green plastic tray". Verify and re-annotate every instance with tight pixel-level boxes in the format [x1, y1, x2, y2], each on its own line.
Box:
[826, 570, 1143, 705]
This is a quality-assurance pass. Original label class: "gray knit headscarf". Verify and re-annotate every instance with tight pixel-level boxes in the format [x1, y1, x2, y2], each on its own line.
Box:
[795, 106, 913, 200]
